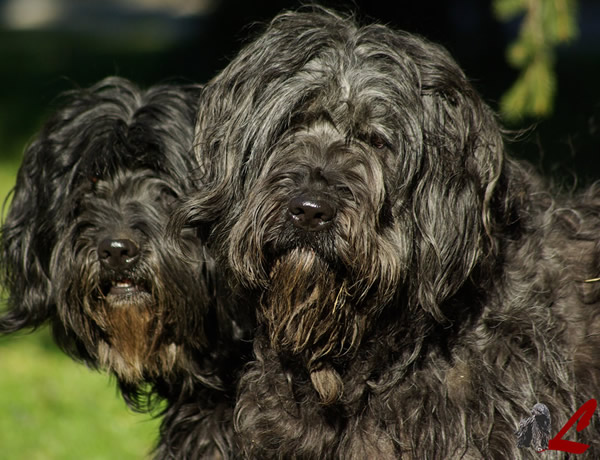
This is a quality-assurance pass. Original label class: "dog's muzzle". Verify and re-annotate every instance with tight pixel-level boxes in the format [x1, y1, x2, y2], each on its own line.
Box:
[98, 238, 144, 297]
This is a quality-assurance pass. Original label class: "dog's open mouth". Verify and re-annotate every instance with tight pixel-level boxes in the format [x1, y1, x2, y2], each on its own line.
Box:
[108, 279, 140, 296]
[100, 277, 151, 302]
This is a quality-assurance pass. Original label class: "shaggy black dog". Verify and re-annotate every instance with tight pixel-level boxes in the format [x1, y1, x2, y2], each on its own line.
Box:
[174, 8, 600, 458]
[0, 77, 245, 458]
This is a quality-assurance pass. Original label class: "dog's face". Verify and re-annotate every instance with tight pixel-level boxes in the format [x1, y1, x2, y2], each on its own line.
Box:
[228, 119, 404, 374]
[1, 78, 208, 383]
[52, 168, 206, 382]
[185, 10, 509, 402]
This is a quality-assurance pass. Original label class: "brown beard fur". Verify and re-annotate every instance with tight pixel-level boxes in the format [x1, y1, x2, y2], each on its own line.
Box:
[262, 248, 368, 404]
[92, 298, 179, 383]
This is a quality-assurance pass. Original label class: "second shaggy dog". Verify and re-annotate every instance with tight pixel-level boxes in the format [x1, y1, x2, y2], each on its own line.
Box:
[175, 8, 600, 459]
[0, 77, 245, 458]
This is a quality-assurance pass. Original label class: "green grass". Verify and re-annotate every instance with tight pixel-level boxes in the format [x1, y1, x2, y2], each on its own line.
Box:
[0, 160, 160, 459]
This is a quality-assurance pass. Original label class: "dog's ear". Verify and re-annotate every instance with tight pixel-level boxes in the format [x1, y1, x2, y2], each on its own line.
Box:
[407, 45, 505, 321]
[1, 140, 55, 333]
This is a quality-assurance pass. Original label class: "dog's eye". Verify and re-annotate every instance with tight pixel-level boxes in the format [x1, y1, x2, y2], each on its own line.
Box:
[81, 175, 100, 193]
[369, 133, 387, 150]
[89, 175, 100, 185]
[335, 185, 354, 200]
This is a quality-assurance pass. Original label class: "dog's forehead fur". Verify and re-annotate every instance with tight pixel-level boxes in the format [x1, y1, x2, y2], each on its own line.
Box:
[247, 27, 427, 156]
[41, 78, 199, 196]
[197, 8, 498, 209]
[69, 169, 180, 233]
[79, 169, 179, 204]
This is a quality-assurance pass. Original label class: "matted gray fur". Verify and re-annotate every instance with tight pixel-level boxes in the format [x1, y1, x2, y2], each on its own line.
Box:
[174, 7, 600, 459]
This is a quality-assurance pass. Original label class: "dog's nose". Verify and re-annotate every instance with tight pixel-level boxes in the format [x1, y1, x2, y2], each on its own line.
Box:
[288, 195, 336, 231]
[98, 238, 140, 270]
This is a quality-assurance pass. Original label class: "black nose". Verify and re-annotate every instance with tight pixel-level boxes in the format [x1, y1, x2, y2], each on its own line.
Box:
[98, 238, 140, 270]
[288, 195, 336, 231]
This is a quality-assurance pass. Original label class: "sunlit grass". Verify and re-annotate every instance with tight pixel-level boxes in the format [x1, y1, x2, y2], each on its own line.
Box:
[0, 159, 160, 459]
[0, 330, 159, 460]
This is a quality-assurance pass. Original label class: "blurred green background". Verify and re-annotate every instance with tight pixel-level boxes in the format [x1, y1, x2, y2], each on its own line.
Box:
[0, 1, 599, 459]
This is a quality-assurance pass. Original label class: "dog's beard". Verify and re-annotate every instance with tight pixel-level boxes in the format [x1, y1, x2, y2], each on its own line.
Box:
[261, 248, 369, 404]
[55, 241, 189, 384]
[92, 296, 179, 383]
[66, 277, 182, 383]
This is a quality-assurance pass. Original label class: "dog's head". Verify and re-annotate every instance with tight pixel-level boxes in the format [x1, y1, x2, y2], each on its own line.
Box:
[179, 9, 519, 402]
[1, 77, 213, 384]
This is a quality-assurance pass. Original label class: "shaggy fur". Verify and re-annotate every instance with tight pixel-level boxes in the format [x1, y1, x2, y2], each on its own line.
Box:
[174, 8, 600, 459]
[0, 77, 246, 458]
